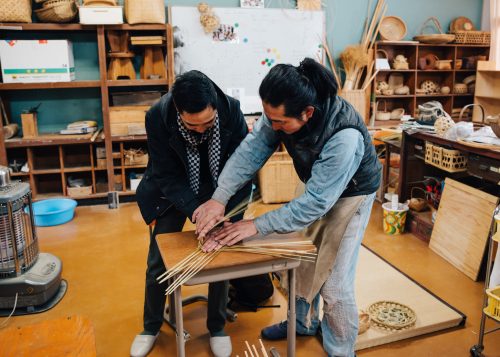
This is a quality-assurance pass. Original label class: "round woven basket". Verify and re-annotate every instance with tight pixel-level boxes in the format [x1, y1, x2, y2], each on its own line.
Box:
[35, 0, 78, 23]
[379, 16, 407, 41]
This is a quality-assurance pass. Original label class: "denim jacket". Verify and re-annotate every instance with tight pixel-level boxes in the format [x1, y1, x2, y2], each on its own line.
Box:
[212, 114, 366, 235]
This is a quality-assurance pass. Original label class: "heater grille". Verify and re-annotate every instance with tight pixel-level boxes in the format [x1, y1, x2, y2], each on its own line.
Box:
[0, 191, 38, 279]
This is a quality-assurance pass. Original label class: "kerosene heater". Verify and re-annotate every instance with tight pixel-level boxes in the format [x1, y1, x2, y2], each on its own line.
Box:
[0, 166, 65, 315]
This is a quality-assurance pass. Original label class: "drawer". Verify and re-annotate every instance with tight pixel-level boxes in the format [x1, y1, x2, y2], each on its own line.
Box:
[467, 154, 500, 184]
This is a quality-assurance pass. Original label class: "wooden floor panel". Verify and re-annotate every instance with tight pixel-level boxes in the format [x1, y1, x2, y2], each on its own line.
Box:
[0, 202, 498, 357]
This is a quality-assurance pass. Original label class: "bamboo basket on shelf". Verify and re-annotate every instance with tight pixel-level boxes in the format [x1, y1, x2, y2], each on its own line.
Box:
[35, 0, 78, 23]
[375, 101, 391, 121]
[124, 0, 165, 25]
[453, 31, 490, 45]
[0, 0, 32, 23]
[413, 17, 455, 44]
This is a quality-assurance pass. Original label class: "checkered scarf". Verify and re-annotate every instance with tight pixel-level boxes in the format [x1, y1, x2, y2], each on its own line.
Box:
[176, 112, 221, 194]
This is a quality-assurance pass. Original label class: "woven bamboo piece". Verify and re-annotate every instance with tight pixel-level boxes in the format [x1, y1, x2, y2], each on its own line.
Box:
[0, 0, 32, 23]
[367, 301, 417, 331]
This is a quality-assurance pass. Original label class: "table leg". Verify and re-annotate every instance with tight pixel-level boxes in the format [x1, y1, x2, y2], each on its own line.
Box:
[174, 286, 185, 357]
[287, 268, 296, 357]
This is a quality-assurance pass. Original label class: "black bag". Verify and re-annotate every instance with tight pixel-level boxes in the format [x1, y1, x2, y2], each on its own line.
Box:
[229, 274, 274, 309]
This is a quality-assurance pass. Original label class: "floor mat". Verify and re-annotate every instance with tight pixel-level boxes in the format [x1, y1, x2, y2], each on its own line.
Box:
[353, 246, 465, 350]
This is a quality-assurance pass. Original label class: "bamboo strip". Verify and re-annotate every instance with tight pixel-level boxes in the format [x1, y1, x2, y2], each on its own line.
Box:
[245, 341, 255, 357]
[259, 339, 269, 357]
[252, 344, 260, 357]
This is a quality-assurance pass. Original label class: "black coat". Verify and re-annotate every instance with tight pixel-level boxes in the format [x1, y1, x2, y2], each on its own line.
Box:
[136, 84, 252, 225]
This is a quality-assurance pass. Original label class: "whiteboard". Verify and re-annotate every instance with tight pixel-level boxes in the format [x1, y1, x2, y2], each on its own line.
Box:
[170, 6, 325, 114]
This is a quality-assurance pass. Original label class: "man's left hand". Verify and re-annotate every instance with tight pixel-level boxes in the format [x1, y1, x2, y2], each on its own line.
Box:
[201, 219, 257, 252]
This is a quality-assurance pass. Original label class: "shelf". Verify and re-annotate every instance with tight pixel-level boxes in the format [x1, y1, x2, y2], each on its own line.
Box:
[454, 93, 474, 97]
[5, 136, 103, 148]
[0, 23, 167, 31]
[378, 69, 415, 72]
[10, 172, 29, 177]
[0, 23, 96, 31]
[63, 166, 93, 173]
[375, 95, 414, 99]
[107, 79, 168, 87]
[67, 193, 109, 200]
[456, 69, 478, 72]
[107, 24, 168, 31]
[417, 70, 454, 72]
[32, 168, 61, 174]
[0, 80, 101, 90]
[33, 193, 66, 201]
[123, 165, 147, 169]
[416, 94, 452, 98]
[111, 135, 147, 142]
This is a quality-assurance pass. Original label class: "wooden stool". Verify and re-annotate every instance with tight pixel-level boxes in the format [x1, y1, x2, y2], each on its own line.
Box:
[107, 30, 136, 80]
[140, 46, 166, 80]
[107, 52, 136, 80]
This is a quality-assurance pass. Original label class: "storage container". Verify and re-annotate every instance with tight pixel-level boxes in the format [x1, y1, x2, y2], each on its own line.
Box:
[425, 141, 467, 173]
[258, 151, 300, 204]
[0, 40, 75, 83]
[79, 5, 123, 24]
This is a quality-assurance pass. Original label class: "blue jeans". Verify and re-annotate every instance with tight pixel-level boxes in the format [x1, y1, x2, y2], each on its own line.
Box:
[295, 193, 375, 357]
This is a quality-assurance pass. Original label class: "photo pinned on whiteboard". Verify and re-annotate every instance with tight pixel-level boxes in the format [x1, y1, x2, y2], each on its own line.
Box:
[227, 87, 245, 102]
[240, 0, 264, 8]
[212, 24, 239, 43]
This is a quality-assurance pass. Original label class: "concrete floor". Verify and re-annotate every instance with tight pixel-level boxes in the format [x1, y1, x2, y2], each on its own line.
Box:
[1, 201, 499, 357]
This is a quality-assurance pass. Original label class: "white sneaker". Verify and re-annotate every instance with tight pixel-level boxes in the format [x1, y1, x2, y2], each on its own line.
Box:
[130, 333, 159, 357]
[209, 336, 232, 357]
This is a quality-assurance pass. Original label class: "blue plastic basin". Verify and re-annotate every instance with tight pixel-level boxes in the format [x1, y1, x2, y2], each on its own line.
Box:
[30, 198, 78, 227]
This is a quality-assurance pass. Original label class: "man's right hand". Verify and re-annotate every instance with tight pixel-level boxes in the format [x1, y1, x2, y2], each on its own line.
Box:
[192, 199, 226, 240]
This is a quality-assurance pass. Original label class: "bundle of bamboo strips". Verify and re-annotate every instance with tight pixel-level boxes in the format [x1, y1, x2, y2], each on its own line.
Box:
[157, 195, 317, 296]
[324, 0, 387, 92]
[236, 339, 269, 357]
[157, 240, 317, 296]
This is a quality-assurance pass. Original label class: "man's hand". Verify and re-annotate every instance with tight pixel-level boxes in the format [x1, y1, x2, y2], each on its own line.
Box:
[193, 199, 226, 239]
[201, 220, 257, 252]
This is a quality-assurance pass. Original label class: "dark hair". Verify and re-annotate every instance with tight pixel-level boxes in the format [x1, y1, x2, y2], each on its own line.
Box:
[172, 70, 217, 113]
[258, 58, 338, 118]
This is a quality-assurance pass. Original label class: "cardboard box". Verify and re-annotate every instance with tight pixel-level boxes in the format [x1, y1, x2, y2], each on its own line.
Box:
[79, 6, 123, 24]
[0, 40, 75, 83]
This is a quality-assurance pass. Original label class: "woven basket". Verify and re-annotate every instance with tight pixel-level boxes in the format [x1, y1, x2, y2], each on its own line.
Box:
[340, 89, 368, 123]
[35, 0, 78, 23]
[0, 0, 32, 23]
[425, 141, 467, 173]
[125, 0, 165, 25]
[453, 31, 490, 45]
[258, 151, 300, 204]
[414, 17, 455, 44]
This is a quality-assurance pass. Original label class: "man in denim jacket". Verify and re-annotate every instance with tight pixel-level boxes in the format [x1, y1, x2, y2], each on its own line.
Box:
[195, 58, 381, 357]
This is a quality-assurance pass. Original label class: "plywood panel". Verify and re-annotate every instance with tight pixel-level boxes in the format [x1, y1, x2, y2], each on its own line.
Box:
[429, 178, 498, 280]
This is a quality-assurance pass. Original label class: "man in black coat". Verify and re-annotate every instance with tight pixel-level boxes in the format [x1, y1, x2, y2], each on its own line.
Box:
[131, 71, 253, 357]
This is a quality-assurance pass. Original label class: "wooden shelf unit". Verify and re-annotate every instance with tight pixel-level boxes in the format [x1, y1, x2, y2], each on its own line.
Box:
[473, 61, 500, 122]
[0, 23, 174, 201]
[373, 41, 490, 125]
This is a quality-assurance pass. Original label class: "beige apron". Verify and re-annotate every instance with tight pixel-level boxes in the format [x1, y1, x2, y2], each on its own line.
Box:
[292, 183, 365, 303]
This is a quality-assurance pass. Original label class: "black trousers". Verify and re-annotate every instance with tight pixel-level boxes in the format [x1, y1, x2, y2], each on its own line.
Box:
[143, 207, 228, 334]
